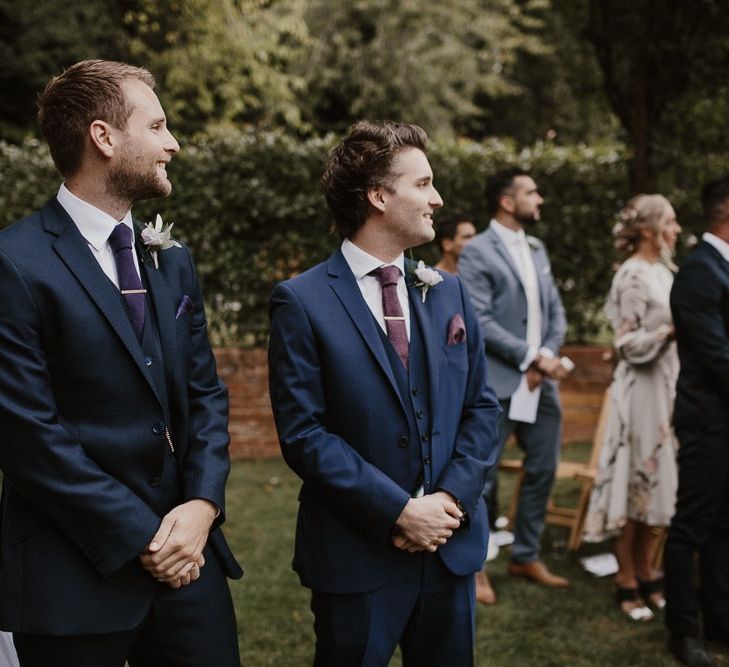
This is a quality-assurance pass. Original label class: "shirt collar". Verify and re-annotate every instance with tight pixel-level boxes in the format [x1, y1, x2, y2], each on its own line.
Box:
[490, 218, 526, 245]
[702, 232, 729, 264]
[56, 183, 134, 251]
[341, 238, 405, 280]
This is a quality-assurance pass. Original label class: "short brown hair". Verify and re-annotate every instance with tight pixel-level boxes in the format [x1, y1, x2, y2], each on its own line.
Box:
[321, 120, 428, 239]
[37, 60, 156, 177]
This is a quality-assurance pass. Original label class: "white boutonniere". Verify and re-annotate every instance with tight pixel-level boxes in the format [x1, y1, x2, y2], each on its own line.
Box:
[412, 260, 443, 303]
[140, 214, 181, 268]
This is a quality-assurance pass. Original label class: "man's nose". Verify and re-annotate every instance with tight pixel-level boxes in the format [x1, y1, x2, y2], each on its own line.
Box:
[165, 130, 180, 154]
[431, 188, 444, 209]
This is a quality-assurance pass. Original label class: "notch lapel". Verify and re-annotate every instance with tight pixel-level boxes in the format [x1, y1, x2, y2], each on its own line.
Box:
[406, 276, 440, 427]
[487, 227, 524, 291]
[43, 199, 163, 407]
[327, 252, 406, 414]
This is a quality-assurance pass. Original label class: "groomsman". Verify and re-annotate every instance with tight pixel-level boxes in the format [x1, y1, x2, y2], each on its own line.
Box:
[459, 168, 569, 604]
[0, 60, 241, 665]
[665, 176, 729, 667]
[268, 120, 500, 666]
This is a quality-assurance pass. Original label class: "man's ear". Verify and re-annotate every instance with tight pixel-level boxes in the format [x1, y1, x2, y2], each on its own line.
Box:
[88, 120, 116, 159]
[367, 187, 387, 214]
[499, 193, 515, 215]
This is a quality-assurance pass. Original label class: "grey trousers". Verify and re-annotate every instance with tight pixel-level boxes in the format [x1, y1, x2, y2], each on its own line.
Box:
[482, 380, 562, 564]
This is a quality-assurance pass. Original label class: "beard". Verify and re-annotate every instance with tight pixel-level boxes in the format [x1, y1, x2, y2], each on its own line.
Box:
[105, 150, 171, 203]
[515, 211, 539, 226]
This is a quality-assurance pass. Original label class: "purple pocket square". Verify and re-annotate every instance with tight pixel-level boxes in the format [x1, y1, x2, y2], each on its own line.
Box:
[447, 314, 466, 345]
[175, 294, 194, 320]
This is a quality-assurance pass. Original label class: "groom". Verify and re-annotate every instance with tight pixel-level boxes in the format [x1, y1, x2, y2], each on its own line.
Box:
[0, 60, 241, 665]
[268, 120, 500, 666]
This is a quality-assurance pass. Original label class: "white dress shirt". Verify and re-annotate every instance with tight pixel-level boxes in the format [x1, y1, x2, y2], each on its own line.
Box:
[703, 232, 729, 263]
[490, 219, 552, 369]
[56, 184, 140, 287]
[341, 238, 411, 340]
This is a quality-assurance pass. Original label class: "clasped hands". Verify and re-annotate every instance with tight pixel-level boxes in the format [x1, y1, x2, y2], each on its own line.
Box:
[526, 353, 570, 390]
[392, 491, 463, 553]
[139, 499, 217, 589]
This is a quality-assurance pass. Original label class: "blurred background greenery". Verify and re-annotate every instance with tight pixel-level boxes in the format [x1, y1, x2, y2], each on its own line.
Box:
[2, 0, 729, 343]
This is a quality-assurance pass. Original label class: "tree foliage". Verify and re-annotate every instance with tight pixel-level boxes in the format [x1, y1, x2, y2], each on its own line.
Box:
[300, 0, 551, 138]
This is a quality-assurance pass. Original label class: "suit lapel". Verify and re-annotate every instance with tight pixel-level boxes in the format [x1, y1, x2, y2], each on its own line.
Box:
[43, 199, 162, 405]
[137, 239, 185, 421]
[327, 251, 406, 413]
[406, 275, 440, 426]
[487, 226, 524, 291]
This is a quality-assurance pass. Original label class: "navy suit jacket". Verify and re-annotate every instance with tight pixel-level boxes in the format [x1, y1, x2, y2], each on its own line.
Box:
[671, 240, 729, 431]
[268, 250, 500, 594]
[459, 225, 566, 399]
[0, 198, 241, 635]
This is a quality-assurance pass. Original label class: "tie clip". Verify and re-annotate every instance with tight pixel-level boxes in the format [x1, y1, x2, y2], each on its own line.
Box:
[121, 289, 147, 295]
[384, 316, 406, 320]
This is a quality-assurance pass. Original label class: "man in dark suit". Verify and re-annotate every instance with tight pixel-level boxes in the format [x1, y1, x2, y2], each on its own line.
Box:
[0, 60, 241, 666]
[459, 169, 570, 604]
[665, 176, 729, 667]
[268, 121, 500, 666]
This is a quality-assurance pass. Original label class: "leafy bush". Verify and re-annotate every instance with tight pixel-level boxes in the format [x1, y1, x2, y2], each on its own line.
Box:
[2, 131, 723, 344]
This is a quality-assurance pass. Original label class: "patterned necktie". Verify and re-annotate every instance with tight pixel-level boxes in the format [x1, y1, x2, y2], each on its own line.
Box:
[108, 223, 146, 338]
[370, 265, 409, 368]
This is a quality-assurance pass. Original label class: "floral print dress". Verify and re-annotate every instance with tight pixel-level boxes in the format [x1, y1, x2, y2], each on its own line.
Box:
[583, 258, 679, 542]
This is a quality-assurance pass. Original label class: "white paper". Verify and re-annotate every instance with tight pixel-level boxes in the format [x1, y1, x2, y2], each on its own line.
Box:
[508, 373, 541, 423]
[580, 552, 619, 577]
[492, 530, 515, 547]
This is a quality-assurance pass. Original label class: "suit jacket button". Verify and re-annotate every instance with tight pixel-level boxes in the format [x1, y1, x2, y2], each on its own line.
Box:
[150, 476, 162, 487]
[398, 436, 409, 448]
[421, 433, 429, 441]
[416, 409, 424, 419]
[152, 422, 165, 435]
[424, 456, 431, 465]
[411, 387, 419, 396]
[144, 355, 153, 366]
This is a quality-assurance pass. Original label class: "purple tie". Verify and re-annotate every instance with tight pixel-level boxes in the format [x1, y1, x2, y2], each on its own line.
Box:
[371, 266, 409, 368]
[108, 223, 145, 338]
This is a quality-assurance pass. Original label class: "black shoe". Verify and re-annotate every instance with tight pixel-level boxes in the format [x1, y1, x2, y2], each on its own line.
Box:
[668, 635, 716, 666]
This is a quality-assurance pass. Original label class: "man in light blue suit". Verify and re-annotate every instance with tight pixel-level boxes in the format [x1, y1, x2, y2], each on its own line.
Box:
[459, 168, 569, 602]
[268, 121, 500, 666]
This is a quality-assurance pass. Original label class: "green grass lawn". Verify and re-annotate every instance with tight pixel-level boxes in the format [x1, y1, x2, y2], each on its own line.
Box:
[223, 445, 729, 666]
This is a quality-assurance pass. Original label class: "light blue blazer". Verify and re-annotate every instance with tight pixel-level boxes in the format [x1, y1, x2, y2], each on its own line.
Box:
[459, 225, 566, 399]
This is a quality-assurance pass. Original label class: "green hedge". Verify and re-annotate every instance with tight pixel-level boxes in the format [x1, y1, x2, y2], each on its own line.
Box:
[1, 131, 721, 345]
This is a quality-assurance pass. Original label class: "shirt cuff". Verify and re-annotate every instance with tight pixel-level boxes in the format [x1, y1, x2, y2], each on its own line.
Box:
[538, 346, 555, 359]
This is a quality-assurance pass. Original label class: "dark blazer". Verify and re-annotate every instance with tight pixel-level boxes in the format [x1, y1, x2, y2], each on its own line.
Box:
[671, 239, 729, 430]
[459, 225, 566, 399]
[268, 250, 500, 594]
[0, 198, 241, 635]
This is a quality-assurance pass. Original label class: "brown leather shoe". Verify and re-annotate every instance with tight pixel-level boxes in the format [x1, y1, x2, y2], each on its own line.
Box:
[507, 560, 569, 587]
[475, 571, 497, 605]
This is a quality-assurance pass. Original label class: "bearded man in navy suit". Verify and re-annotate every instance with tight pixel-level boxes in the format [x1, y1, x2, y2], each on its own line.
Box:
[0, 60, 241, 666]
[268, 121, 500, 666]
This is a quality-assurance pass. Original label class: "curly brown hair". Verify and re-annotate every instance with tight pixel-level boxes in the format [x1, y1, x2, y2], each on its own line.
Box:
[37, 60, 155, 177]
[321, 120, 428, 240]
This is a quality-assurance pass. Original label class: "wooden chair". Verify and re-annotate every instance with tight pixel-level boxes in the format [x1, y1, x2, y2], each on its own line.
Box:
[499, 388, 611, 551]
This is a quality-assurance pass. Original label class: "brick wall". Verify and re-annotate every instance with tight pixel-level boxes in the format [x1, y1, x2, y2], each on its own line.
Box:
[216, 345, 614, 460]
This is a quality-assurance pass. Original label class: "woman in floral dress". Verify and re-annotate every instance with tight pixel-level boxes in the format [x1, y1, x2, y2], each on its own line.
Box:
[584, 194, 682, 621]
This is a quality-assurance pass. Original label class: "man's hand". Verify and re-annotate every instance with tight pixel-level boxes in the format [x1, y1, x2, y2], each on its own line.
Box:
[392, 491, 462, 552]
[525, 365, 544, 391]
[535, 355, 568, 381]
[139, 499, 217, 586]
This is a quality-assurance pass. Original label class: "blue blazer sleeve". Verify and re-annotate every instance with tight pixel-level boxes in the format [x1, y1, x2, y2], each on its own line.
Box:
[268, 282, 412, 541]
[0, 249, 161, 578]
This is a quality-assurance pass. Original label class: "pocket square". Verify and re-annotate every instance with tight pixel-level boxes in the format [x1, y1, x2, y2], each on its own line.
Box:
[175, 294, 194, 320]
[447, 313, 466, 345]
